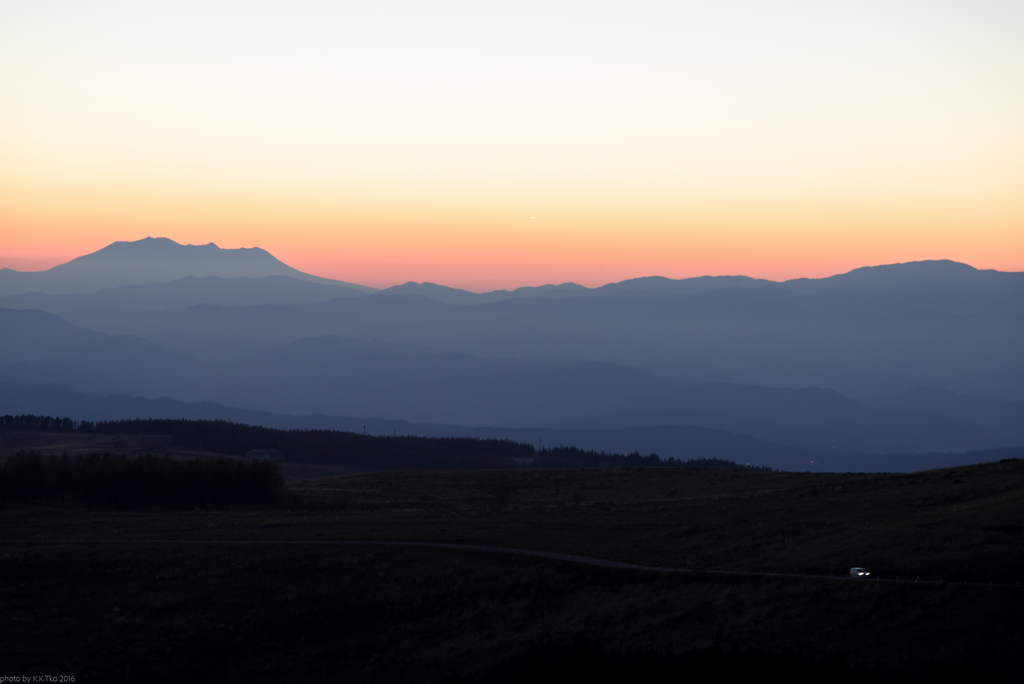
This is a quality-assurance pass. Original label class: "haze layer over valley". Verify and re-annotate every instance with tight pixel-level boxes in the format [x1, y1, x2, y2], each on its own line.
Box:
[3, 238, 1022, 470]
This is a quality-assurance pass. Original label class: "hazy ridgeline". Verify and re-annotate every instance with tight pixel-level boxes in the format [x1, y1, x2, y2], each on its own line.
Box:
[0, 450, 283, 508]
[2, 240, 1022, 470]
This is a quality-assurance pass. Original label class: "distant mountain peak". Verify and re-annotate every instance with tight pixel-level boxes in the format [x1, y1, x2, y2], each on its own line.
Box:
[0, 237, 376, 296]
[780, 259, 1021, 294]
[842, 259, 979, 275]
[90, 237, 270, 258]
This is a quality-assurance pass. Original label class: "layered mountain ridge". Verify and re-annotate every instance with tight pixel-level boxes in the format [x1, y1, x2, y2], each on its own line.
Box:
[4, 238, 1022, 301]
[2, 238, 1021, 471]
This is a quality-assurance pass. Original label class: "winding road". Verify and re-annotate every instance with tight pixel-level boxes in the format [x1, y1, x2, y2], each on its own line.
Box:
[1, 537, 1019, 588]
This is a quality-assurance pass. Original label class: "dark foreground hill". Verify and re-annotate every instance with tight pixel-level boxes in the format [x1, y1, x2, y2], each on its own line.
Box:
[2, 459, 1022, 681]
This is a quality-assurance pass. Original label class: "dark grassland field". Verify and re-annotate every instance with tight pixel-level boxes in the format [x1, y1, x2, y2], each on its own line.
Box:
[2, 460, 1023, 682]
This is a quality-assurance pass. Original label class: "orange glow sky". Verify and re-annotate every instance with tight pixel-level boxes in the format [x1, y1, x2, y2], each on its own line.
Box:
[2, 1, 1022, 291]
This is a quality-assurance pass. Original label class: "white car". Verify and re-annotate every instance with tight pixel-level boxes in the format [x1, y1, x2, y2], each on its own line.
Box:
[849, 567, 870, 578]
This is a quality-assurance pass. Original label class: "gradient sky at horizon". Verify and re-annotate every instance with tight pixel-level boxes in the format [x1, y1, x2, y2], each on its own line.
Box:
[2, 0, 1022, 291]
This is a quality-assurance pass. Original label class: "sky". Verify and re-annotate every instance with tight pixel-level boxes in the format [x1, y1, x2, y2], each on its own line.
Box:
[1, 0, 1022, 291]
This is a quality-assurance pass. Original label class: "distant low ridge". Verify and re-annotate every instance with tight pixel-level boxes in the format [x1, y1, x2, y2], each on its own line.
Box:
[3, 238, 1021, 300]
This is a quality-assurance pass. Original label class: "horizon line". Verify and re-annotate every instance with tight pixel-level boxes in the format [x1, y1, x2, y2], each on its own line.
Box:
[3, 237, 1018, 295]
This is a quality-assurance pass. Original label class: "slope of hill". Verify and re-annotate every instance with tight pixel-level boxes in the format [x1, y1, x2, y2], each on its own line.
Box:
[780, 259, 1024, 297]
[205, 336, 676, 427]
[0, 308, 208, 398]
[859, 387, 1024, 444]
[0, 276, 367, 313]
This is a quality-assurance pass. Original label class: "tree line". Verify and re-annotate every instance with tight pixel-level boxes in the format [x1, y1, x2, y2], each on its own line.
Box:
[0, 450, 283, 508]
[1, 414, 766, 471]
[1, 414, 78, 431]
[531, 446, 769, 471]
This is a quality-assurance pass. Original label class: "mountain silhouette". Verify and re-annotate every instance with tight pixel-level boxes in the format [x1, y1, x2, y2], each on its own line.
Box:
[2, 240, 1021, 470]
[0, 237, 377, 296]
[5, 239, 1020, 303]
[781, 259, 1024, 295]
